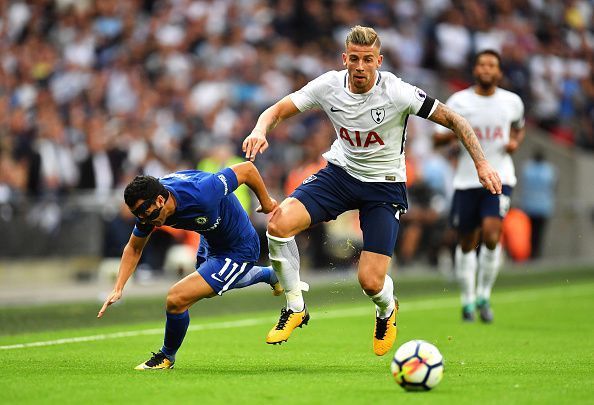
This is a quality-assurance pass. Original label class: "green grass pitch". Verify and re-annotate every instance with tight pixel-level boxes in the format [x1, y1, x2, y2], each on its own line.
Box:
[1, 266, 593, 404]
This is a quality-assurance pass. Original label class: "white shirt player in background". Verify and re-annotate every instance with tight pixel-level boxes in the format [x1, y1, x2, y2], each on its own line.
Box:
[243, 26, 501, 355]
[434, 49, 526, 323]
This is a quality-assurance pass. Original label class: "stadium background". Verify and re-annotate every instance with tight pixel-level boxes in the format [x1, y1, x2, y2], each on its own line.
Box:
[0, 3, 593, 403]
[0, 0, 593, 300]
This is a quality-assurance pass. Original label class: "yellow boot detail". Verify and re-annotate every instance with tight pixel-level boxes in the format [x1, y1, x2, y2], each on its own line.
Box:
[134, 351, 174, 370]
[266, 306, 309, 344]
[373, 301, 398, 356]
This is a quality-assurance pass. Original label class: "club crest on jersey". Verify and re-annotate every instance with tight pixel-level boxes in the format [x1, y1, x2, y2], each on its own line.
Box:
[195, 216, 208, 225]
[303, 175, 317, 184]
[371, 108, 385, 124]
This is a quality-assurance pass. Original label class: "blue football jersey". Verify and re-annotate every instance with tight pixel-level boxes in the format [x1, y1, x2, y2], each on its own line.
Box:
[132, 168, 259, 260]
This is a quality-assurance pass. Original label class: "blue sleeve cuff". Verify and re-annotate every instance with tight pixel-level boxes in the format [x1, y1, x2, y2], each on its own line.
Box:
[219, 167, 239, 194]
[132, 222, 153, 238]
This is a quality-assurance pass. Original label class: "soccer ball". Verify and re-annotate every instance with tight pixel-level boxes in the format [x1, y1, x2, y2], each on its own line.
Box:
[390, 340, 444, 391]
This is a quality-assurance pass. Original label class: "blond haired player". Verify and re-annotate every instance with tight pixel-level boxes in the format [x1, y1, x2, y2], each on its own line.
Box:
[243, 26, 501, 355]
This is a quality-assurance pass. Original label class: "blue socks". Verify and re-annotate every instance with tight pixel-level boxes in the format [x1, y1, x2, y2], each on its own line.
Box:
[158, 267, 276, 361]
[233, 265, 277, 289]
[160, 310, 190, 360]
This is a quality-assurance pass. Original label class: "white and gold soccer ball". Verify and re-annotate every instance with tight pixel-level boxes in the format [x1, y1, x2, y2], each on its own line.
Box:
[390, 340, 444, 391]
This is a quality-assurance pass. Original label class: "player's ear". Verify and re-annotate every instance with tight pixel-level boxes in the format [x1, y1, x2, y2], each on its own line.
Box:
[342, 52, 347, 67]
[377, 54, 383, 68]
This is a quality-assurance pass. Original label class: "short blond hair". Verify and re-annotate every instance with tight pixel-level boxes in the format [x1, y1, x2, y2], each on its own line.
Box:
[345, 25, 381, 49]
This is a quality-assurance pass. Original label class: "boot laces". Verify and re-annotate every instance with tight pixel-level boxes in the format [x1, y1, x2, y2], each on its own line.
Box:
[374, 316, 389, 340]
[145, 351, 168, 367]
[275, 308, 294, 330]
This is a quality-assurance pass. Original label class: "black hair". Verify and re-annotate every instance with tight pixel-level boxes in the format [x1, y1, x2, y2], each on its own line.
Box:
[124, 175, 168, 207]
[473, 49, 502, 69]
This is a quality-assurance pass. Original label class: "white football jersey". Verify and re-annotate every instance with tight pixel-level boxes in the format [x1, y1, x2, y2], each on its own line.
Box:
[435, 87, 524, 189]
[289, 70, 438, 182]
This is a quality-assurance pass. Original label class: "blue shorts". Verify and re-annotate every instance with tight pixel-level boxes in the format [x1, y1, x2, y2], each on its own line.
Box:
[450, 185, 513, 233]
[195, 234, 258, 295]
[290, 163, 408, 257]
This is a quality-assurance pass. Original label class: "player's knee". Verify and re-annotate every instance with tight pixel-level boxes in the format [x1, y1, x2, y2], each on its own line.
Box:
[267, 219, 290, 238]
[482, 229, 501, 249]
[459, 233, 479, 252]
[359, 274, 383, 295]
[166, 289, 187, 313]
[483, 237, 499, 250]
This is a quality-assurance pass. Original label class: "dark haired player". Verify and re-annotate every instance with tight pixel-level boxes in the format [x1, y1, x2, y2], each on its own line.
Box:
[98, 162, 280, 369]
[434, 50, 525, 323]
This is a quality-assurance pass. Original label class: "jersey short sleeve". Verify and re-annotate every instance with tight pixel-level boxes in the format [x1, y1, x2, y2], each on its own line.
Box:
[396, 80, 438, 119]
[289, 72, 334, 111]
[510, 94, 525, 129]
[201, 167, 239, 203]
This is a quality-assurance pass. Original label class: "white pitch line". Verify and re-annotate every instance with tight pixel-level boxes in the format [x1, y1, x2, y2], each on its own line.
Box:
[1, 282, 592, 351]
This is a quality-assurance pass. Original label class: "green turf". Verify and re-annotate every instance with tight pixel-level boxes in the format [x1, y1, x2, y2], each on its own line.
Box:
[1, 269, 593, 404]
[1, 264, 593, 336]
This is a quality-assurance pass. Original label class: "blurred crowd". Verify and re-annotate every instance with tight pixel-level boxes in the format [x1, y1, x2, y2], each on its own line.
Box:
[0, 0, 587, 266]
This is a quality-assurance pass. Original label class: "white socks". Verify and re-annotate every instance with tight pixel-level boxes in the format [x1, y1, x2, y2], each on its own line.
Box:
[267, 232, 305, 312]
[368, 274, 396, 319]
[477, 243, 501, 301]
[455, 246, 477, 308]
[456, 244, 502, 307]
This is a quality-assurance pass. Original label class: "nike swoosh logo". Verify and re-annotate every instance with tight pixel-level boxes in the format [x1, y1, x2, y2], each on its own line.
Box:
[330, 107, 344, 112]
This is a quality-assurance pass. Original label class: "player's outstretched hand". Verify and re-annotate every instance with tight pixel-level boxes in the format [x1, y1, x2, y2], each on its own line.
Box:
[242, 133, 268, 161]
[256, 197, 278, 214]
[97, 290, 122, 318]
[476, 160, 502, 195]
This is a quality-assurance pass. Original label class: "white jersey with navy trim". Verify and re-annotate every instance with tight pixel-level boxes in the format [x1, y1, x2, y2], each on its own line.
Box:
[435, 87, 525, 189]
[289, 70, 438, 182]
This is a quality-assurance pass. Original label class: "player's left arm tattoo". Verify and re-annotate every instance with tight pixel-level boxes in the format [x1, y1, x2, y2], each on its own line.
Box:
[428, 102, 487, 165]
